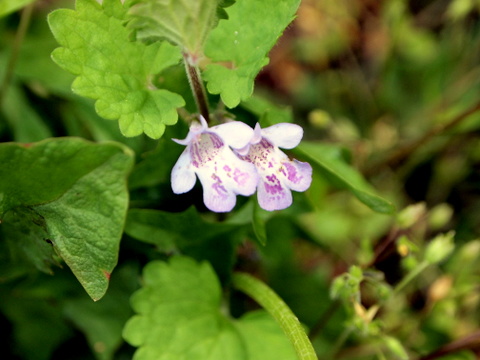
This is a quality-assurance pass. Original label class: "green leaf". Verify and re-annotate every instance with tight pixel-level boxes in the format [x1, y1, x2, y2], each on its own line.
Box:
[0, 0, 35, 17]
[0, 207, 59, 275]
[127, 0, 219, 54]
[1, 85, 52, 142]
[123, 256, 297, 360]
[0, 138, 134, 300]
[0, 293, 73, 360]
[297, 142, 395, 214]
[125, 207, 237, 249]
[63, 263, 139, 360]
[241, 95, 294, 126]
[381, 335, 409, 360]
[203, 0, 301, 107]
[125, 208, 241, 282]
[128, 133, 184, 190]
[48, 0, 185, 139]
[252, 199, 268, 246]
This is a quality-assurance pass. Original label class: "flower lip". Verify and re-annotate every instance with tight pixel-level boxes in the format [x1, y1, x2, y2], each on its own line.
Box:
[172, 115, 209, 146]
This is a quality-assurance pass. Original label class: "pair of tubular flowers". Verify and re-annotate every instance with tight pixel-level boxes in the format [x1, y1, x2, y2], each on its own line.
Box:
[171, 117, 312, 213]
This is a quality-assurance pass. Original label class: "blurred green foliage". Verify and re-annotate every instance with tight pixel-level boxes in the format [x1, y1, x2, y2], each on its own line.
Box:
[1, 0, 480, 359]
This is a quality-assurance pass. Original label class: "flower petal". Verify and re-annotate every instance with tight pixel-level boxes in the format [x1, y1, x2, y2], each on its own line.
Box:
[196, 167, 236, 212]
[195, 147, 258, 212]
[210, 121, 254, 149]
[261, 123, 303, 149]
[257, 174, 292, 211]
[219, 149, 258, 197]
[171, 150, 196, 194]
[172, 118, 207, 145]
[281, 159, 313, 192]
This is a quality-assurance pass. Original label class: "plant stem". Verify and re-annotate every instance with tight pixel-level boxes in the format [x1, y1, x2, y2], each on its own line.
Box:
[0, 2, 35, 106]
[392, 260, 429, 296]
[330, 327, 353, 358]
[308, 299, 341, 340]
[232, 272, 318, 360]
[183, 52, 210, 122]
[363, 101, 480, 176]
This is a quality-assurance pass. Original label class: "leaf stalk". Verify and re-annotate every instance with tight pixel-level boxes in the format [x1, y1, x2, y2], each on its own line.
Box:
[0, 2, 35, 106]
[183, 52, 210, 122]
[232, 272, 318, 360]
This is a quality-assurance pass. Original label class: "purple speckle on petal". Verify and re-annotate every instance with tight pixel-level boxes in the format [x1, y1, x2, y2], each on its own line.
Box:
[284, 162, 303, 183]
[210, 132, 223, 149]
[264, 174, 284, 195]
[190, 133, 224, 168]
[211, 173, 228, 197]
[223, 165, 231, 172]
[233, 168, 249, 186]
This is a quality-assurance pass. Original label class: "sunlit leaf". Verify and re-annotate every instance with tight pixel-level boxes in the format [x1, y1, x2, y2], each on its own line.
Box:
[48, 0, 185, 139]
[127, 0, 218, 54]
[123, 256, 297, 360]
[203, 0, 301, 107]
[297, 142, 395, 214]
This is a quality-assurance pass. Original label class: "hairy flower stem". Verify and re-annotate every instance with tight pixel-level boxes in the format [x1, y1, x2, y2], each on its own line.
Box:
[0, 2, 34, 106]
[183, 52, 210, 122]
[232, 272, 318, 360]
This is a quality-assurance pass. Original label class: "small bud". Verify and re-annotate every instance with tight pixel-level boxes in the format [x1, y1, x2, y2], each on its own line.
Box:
[428, 203, 453, 230]
[308, 109, 331, 129]
[397, 203, 426, 229]
[428, 275, 453, 302]
[382, 335, 409, 360]
[425, 231, 455, 264]
[397, 235, 419, 257]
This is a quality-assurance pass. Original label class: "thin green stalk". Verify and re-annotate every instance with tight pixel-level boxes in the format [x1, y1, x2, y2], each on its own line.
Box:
[392, 260, 429, 296]
[183, 52, 210, 122]
[0, 2, 35, 106]
[232, 272, 318, 360]
[329, 327, 353, 358]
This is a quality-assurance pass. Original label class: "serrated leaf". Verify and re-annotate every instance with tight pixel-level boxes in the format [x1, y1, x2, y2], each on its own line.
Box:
[297, 142, 395, 214]
[127, 0, 219, 54]
[48, 0, 185, 139]
[125, 208, 241, 282]
[0, 138, 134, 300]
[203, 0, 301, 107]
[123, 256, 297, 360]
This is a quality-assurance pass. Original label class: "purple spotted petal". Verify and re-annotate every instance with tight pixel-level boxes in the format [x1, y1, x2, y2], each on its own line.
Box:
[196, 146, 258, 212]
[279, 157, 312, 192]
[257, 172, 293, 211]
[237, 135, 312, 211]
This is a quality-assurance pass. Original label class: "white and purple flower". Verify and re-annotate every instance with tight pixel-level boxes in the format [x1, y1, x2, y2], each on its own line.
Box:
[236, 123, 312, 211]
[171, 116, 258, 212]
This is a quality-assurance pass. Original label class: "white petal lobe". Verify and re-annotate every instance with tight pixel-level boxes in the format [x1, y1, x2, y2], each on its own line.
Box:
[171, 150, 196, 194]
[262, 123, 303, 149]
